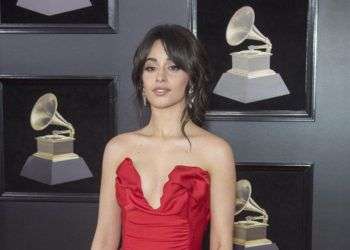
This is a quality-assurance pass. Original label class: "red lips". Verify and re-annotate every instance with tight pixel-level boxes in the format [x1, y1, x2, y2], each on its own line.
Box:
[152, 87, 170, 96]
[152, 87, 170, 92]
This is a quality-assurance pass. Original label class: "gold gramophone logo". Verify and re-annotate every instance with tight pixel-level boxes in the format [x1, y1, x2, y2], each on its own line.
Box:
[234, 179, 278, 250]
[213, 6, 290, 103]
[20, 93, 93, 185]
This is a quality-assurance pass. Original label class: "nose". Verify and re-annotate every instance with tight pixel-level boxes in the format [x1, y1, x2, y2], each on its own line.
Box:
[156, 66, 166, 82]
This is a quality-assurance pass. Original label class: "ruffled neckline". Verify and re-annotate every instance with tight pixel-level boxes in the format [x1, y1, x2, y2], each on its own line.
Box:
[116, 156, 210, 212]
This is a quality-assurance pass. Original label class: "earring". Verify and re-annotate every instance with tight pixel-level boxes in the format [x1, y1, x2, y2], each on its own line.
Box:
[188, 84, 195, 109]
[142, 93, 147, 106]
[142, 88, 147, 106]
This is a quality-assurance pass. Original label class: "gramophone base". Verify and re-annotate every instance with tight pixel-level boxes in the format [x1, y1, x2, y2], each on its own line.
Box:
[234, 242, 278, 250]
[234, 221, 268, 241]
[16, 0, 92, 16]
[213, 72, 290, 103]
[20, 154, 93, 185]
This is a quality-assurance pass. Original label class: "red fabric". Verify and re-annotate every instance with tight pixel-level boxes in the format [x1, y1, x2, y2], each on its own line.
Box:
[115, 157, 210, 250]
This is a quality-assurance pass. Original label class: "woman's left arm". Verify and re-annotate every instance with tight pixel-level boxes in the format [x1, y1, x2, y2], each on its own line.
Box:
[208, 139, 236, 250]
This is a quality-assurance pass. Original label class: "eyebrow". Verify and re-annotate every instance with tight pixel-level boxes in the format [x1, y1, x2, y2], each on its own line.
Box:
[145, 58, 157, 63]
[145, 57, 172, 63]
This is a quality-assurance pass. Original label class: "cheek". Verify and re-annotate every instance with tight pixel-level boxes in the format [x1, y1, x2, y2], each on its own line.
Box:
[171, 75, 190, 97]
[141, 72, 152, 87]
[179, 74, 190, 91]
[173, 72, 190, 86]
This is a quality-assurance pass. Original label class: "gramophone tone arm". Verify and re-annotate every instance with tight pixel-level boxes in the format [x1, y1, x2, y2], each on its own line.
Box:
[54, 112, 75, 137]
[245, 214, 269, 224]
[245, 196, 269, 223]
[52, 129, 75, 138]
[248, 44, 272, 53]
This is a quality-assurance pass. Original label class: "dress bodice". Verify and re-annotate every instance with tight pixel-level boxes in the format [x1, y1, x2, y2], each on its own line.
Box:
[115, 157, 211, 250]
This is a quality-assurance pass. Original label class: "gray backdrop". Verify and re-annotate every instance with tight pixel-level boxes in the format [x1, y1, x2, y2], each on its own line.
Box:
[0, 0, 349, 249]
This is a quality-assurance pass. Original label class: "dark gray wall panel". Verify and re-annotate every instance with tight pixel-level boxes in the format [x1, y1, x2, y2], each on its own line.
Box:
[1, 0, 350, 249]
[0, 201, 98, 250]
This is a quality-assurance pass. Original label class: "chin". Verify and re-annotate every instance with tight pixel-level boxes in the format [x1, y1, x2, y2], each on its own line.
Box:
[149, 99, 180, 109]
[150, 103, 174, 109]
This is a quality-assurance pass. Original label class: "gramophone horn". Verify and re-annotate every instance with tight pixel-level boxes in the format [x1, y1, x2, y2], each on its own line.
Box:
[30, 93, 74, 137]
[226, 6, 271, 48]
[235, 179, 252, 215]
[235, 179, 268, 221]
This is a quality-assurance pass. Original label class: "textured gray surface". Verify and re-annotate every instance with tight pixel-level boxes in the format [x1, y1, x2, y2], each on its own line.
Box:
[0, 0, 349, 249]
[234, 243, 278, 250]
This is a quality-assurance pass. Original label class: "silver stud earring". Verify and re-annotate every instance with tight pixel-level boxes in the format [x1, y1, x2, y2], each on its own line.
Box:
[142, 93, 147, 106]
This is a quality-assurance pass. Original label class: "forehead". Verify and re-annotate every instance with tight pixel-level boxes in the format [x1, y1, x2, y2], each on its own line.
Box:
[146, 39, 169, 61]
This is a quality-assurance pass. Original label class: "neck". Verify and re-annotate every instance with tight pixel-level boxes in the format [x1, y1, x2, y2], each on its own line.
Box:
[145, 101, 191, 139]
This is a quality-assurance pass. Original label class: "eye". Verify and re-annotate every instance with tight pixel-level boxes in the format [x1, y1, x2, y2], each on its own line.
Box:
[144, 66, 156, 72]
[168, 65, 180, 71]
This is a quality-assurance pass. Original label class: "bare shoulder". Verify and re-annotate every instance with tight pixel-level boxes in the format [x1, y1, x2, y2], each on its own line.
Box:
[105, 131, 135, 149]
[102, 132, 137, 167]
[195, 129, 236, 173]
[196, 129, 235, 158]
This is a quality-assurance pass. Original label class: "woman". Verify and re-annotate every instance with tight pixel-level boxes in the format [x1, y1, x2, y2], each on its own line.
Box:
[91, 24, 236, 250]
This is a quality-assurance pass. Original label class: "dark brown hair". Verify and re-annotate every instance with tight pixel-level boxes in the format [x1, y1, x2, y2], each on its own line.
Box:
[132, 24, 211, 151]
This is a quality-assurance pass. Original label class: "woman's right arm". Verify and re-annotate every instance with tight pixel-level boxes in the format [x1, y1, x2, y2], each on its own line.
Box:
[91, 135, 126, 250]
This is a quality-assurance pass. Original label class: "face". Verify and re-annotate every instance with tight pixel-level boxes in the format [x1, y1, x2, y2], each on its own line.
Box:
[142, 39, 190, 109]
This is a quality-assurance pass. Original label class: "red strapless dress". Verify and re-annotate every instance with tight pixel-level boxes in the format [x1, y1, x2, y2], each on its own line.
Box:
[115, 157, 211, 250]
